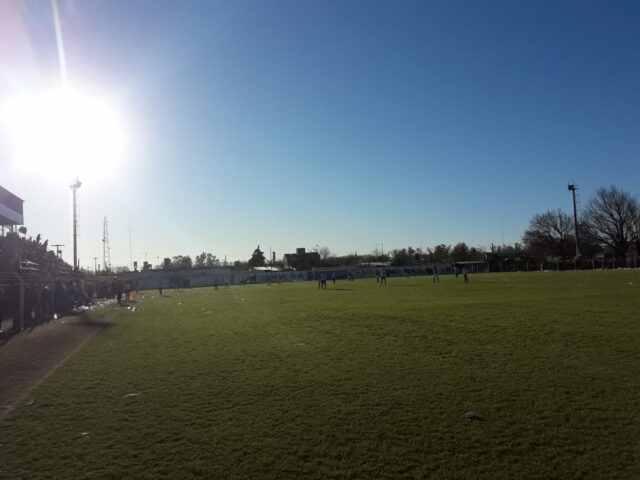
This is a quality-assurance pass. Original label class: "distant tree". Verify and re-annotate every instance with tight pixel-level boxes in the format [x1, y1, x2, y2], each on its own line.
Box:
[523, 209, 575, 260]
[195, 252, 207, 268]
[317, 246, 333, 261]
[468, 247, 484, 261]
[234, 260, 249, 270]
[585, 186, 640, 261]
[193, 252, 219, 268]
[248, 246, 266, 268]
[450, 242, 470, 262]
[391, 248, 410, 266]
[205, 253, 220, 267]
[427, 244, 451, 263]
[171, 255, 193, 269]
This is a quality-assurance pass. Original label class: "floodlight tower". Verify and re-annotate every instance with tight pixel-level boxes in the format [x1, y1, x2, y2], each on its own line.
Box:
[102, 217, 111, 272]
[567, 181, 580, 259]
[70, 178, 82, 270]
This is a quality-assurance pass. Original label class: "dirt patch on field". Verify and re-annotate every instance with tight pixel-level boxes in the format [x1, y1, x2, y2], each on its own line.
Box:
[0, 312, 115, 418]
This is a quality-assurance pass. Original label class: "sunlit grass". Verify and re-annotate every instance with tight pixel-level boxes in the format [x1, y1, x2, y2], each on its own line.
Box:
[2, 271, 640, 479]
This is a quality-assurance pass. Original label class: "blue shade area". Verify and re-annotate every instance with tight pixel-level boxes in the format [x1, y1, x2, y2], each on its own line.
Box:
[1, 0, 640, 266]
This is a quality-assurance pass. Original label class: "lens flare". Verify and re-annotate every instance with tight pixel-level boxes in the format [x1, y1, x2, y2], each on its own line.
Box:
[3, 88, 125, 180]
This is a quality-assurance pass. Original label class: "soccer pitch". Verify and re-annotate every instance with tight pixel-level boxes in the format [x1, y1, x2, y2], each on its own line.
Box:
[2, 271, 640, 479]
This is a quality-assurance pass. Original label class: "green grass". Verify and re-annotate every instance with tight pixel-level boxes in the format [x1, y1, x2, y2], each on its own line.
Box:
[2, 271, 640, 479]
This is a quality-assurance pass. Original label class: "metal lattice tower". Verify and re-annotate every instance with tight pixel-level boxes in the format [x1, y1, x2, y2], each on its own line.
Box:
[102, 217, 111, 272]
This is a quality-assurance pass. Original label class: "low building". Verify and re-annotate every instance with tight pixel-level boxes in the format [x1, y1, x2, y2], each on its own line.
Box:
[283, 247, 321, 270]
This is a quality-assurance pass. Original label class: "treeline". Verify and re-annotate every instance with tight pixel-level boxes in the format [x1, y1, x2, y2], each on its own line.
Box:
[523, 185, 640, 264]
[0, 231, 71, 274]
[158, 184, 640, 272]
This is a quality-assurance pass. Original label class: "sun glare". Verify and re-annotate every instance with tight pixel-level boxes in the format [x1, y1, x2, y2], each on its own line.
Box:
[3, 88, 124, 180]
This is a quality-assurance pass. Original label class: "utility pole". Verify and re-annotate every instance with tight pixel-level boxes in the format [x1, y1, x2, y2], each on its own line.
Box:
[92, 256, 99, 272]
[52, 244, 64, 258]
[568, 181, 580, 260]
[70, 178, 82, 270]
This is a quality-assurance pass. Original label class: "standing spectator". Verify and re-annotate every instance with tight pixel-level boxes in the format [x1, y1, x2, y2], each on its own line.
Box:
[380, 269, 387, 285]
[0, 287, 6, 331]
[115, 280, 124, 305]
[42, 285, 52, 321]
[432, 264, 440, 283]
[463, 267, 469, 284]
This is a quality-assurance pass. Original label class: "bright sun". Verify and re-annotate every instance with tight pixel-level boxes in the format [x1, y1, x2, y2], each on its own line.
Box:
[3, 88, 124, 180]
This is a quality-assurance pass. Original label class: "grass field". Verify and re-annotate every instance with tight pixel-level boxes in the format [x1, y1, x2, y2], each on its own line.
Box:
[2, 271, 640, 479]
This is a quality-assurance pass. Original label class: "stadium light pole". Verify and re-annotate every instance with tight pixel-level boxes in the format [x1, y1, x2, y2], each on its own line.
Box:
[70, 178, 82, 270]
[567, 181, 580, 261]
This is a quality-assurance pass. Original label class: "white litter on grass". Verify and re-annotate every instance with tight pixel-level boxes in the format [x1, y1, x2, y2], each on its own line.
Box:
[178, 302, 182, 306]
[80, 432, 90, 437]
[124, 392, 141, 398]
[206, 311, 212, 314]
[25, 399, 35, 406]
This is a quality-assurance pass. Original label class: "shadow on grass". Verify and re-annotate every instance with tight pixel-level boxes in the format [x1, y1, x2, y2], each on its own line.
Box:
[330, 288, 354, 291]
[388, 284, 418, 287]
[0, 314, 113, 348]
[0, 332, 15, 348]
[76, 318, 115, 330]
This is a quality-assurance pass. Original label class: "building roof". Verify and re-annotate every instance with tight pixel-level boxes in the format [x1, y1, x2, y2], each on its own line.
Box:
[0, 185, 24, 225]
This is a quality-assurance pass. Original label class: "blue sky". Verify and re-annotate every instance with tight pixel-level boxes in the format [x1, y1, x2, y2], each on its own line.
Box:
[1, 0, 640, 268]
